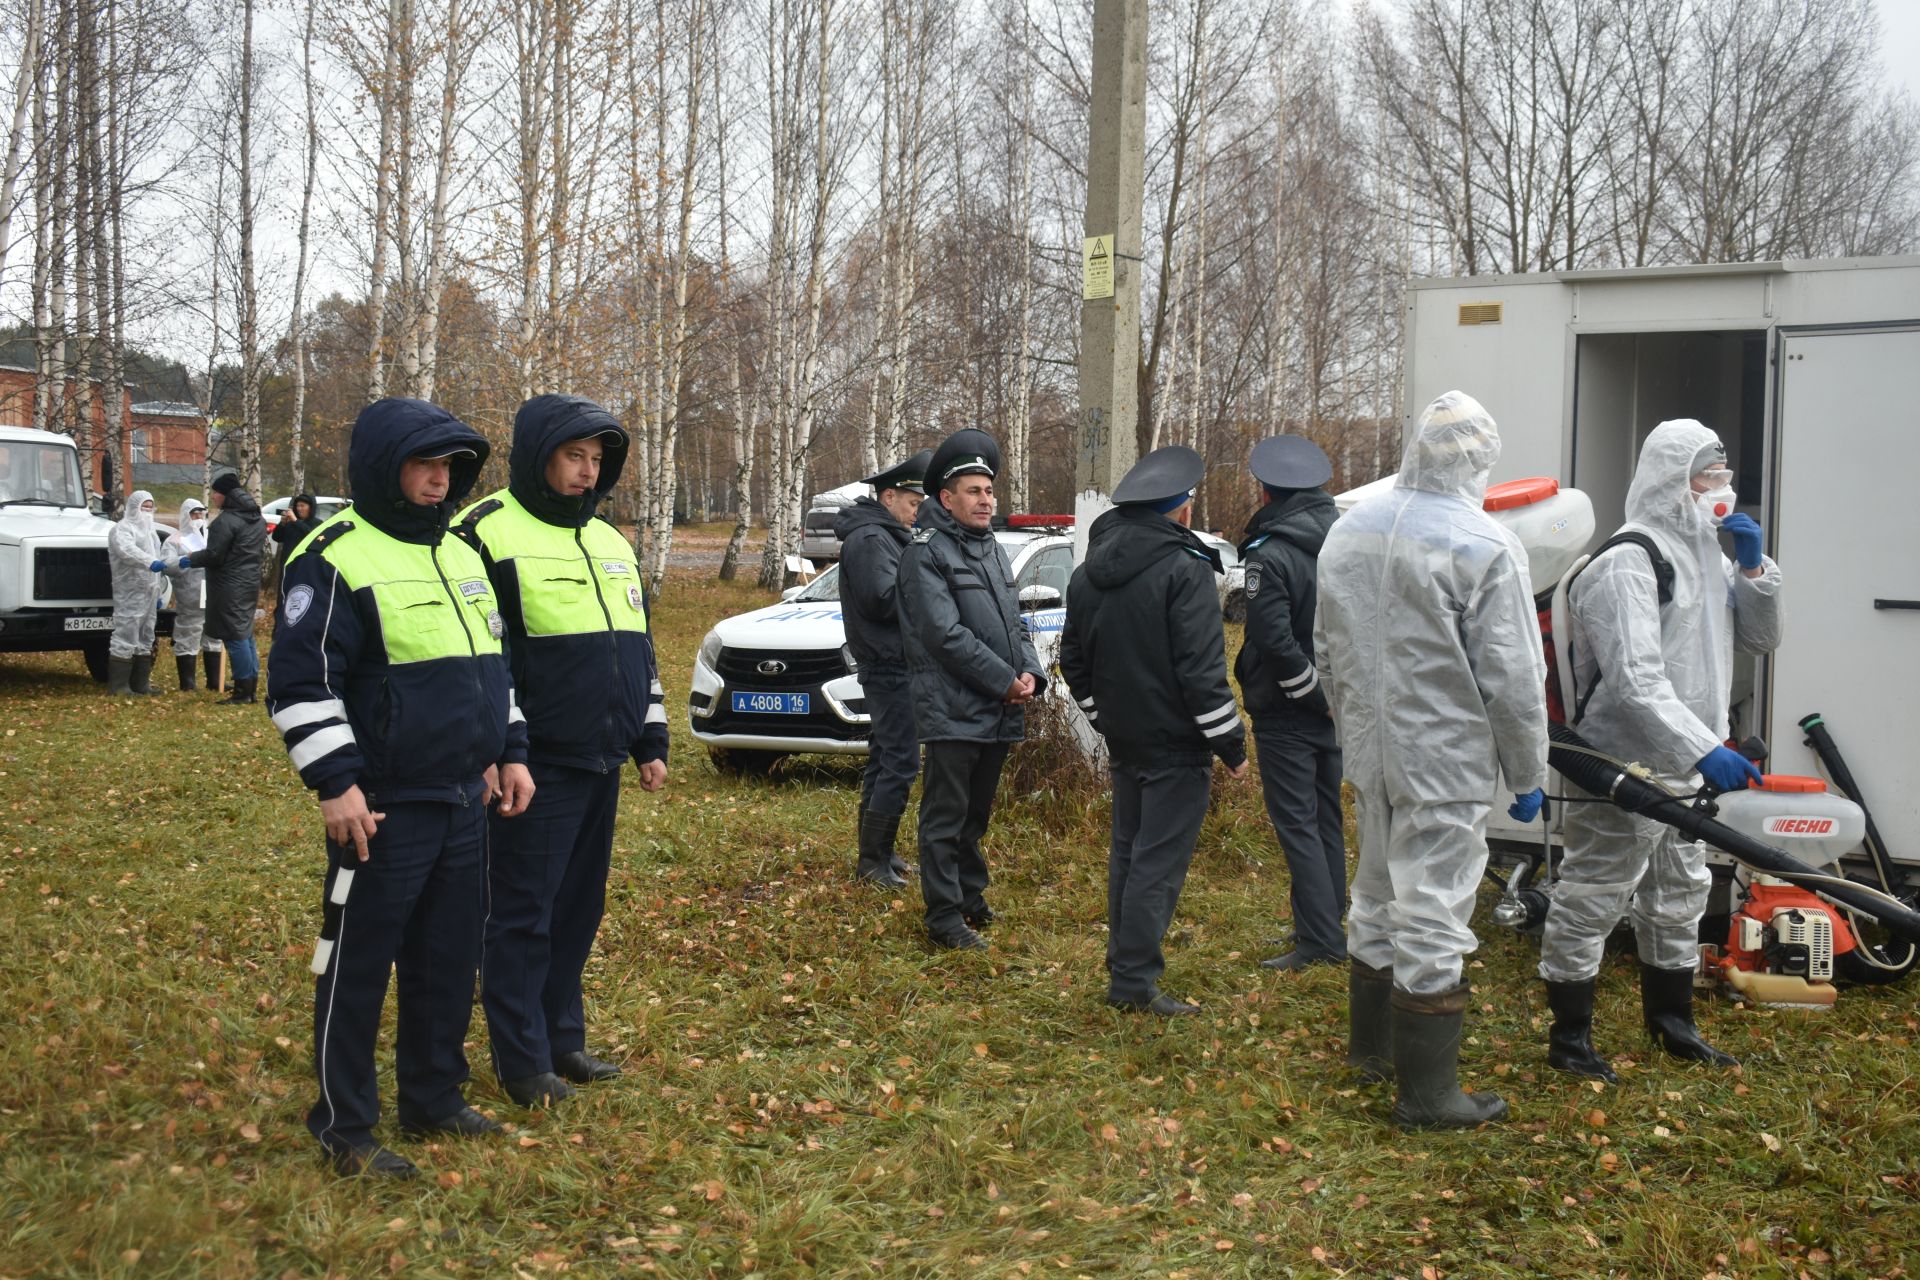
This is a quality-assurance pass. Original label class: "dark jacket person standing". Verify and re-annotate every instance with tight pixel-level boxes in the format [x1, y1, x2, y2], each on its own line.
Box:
[897, 428, 1047, 950]
[1060, 446, 1249, 1016]
[267, 397, 535, 1178]
[191, 472, 267, 703]
[1234, 436, 1346, 972]
[834, 448, 933, 888]
[272, 493, 324, 604]
[455, 395, 669, 1108]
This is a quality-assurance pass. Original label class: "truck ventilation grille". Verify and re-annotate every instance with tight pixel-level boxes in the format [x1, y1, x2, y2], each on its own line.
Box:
[32, 547, 111, 602]
[1457, 302, 1504, 326]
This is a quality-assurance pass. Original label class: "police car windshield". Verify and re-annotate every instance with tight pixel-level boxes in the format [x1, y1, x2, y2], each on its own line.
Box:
[790, 564, 841, 602]
[0, 441, 86, 507]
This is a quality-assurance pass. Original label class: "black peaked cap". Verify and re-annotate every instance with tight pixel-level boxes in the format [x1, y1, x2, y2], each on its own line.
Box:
[863, 448, 933, 494]
[1249, 435, 1333, 489]
[1112, 445, 1205, 505]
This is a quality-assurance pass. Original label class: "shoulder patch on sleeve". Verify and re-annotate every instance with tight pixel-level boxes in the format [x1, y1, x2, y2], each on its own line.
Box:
[1245, 563, 1262, 599]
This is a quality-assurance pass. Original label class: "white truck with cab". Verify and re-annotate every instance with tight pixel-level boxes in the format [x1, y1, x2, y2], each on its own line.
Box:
[0, 425, 121, 681]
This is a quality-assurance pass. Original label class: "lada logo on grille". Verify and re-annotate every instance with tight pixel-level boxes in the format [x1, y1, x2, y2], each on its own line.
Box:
[757, 659, 788, 675]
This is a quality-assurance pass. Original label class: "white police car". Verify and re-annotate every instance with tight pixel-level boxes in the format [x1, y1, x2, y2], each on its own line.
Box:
[689, 524, 1077, 772]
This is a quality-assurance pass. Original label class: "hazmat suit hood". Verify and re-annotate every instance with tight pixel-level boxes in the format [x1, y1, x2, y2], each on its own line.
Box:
[1625, 419, 1722, 541]
[121, 489, 157, 537]
[1396, 390, 1502, 502]
[1085, 504, 1221, 591]
[348, 397, 490, 543]
[508, 393, 628, 527]
[173, 499, 209, 554]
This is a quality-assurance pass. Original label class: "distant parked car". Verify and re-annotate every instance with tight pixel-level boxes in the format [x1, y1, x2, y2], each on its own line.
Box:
[261, 494, 350, 534]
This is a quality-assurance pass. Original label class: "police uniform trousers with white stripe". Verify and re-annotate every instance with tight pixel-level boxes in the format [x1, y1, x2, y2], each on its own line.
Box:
[918, 741, 1009, 936]
[1106, 761, 1213, 1004]
[308, 794, 485, 1150]
[859, 671, 919, 817]
[482, 763, 621, 1081]
[1252, 716, 1348, 961]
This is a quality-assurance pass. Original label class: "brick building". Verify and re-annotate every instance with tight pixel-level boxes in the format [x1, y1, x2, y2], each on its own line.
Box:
[0, 362, 210, 495]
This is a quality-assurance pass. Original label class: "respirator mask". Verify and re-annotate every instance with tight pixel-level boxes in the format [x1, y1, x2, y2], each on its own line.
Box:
[1692, 468, 1737, 528]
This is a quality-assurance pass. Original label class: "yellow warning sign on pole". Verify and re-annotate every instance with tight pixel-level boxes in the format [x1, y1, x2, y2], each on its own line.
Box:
[1082, 234, 1115, 300]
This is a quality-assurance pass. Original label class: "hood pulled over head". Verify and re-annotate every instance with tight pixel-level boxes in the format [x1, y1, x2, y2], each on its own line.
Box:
[1626, 418, 1724, 539]
[509, 393, 629, 525]
[1397, 390, 1501, 502]
[348, 397, 489, 542]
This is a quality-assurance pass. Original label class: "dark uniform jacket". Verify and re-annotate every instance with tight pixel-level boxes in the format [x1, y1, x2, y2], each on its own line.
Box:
[897, 498, 1048, 743]
[1059, 505, 1247, 769]
[190, 487, 267, 641]
[1234, 490, 1338, 720]
[834, 496, 913, 673]
[454, 396, 668, 774]
[266, 399, 529, 804]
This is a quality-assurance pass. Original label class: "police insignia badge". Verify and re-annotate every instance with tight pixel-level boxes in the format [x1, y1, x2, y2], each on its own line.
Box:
[627, 584, 645, 613]
[283, 584, 315, 626]
[488, 610, 506, 639]
[1244, 564, 1261, 599]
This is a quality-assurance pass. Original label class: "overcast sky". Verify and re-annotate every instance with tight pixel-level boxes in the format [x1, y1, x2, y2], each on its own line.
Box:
[1874, 0, 1920, 103]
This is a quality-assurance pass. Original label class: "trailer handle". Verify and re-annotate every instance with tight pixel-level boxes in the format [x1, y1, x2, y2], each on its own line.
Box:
[1872, 599, 1920, 611]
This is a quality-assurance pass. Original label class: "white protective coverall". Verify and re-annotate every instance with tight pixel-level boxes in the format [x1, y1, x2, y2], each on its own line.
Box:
[1539, 419, 1784, 980]
[162, 500, 210, 656]
[107, 490, 164, 660]
[1314, 391, 1550, 995]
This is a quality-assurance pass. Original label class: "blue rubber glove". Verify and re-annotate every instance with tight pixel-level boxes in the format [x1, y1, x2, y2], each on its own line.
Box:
[1720, 512, 1764, 570]
[177, 557, 192, 569]
[149, 559, 165, 571]
[1508, 787, 1545, 823]
[1698, 745, 1762, 792]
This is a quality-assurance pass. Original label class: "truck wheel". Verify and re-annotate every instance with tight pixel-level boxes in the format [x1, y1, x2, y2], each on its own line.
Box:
[82, 639, 111, 683]
[708, 747, 784, 776]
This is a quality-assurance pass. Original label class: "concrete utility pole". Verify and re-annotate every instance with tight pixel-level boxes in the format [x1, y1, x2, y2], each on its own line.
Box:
[1074, 0, 1147, 560]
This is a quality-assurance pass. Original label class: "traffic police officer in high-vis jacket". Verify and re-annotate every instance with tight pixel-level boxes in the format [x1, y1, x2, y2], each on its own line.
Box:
[1234, 436, 1346, 973]
[897, 428, 1048, 951]
[455, 395, 669, 1108]
[834, 447, 933, 888]
[1060, 446, 1248, 1016]
[268, 397, 534, 1179]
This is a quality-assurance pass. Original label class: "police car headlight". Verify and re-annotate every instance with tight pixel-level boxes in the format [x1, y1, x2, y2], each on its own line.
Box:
[698, 628, 723, 672]
[840, 643, 858, 674]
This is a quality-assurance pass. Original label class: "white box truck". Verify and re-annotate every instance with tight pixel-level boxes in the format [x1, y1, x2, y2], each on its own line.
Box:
[1398, 256, 1920, 879]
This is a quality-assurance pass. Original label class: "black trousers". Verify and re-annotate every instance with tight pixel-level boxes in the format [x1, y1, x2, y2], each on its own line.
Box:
[917, 740, 1009, 936]
[1253, 715, 1348, 960]
[482, 763, 620, 1081]
[307, 799, 484, 1151]
[859, 671, 919, 817]
[1107, 761, 1212, 1002]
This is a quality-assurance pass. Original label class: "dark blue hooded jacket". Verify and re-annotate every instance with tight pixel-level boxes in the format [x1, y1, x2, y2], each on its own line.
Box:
[266, 398, 529, 802]
[454, 394, 668, 774]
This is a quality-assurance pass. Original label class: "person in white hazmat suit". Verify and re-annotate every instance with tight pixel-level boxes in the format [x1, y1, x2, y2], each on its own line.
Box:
[1538, 420, 1782, 1080]
[161, 499, 213, 692]
[1314, 390, 1550, 1130]
[106, 490, 166, 696]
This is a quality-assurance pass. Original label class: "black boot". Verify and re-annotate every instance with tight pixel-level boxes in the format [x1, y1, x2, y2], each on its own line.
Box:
[129, 654, 161, 695]
[107, 656, 134, 696]
[553, 1050, 622, 1083]
[855, 805, 908, 888]
[1389, 983, 1509, 1130]
[203, 650, 222, 692]
[502, 1072, 575, 1107]
[218, 676, 257, 705]
[175, 654, 197, 692]
[1347, 958, 1393, 1082]
[1546, 978, 1618, 1082]
[1640, 962, 1738, 1066]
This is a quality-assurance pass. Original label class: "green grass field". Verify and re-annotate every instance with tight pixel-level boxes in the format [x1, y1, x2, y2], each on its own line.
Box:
[2, 567, 1916, 1279]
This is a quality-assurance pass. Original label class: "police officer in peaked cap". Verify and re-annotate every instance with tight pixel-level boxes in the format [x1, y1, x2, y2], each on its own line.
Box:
[1061, 446, 1249, 1016]
[896, 428, 1048, 950]
[1234, 435, 1348, 974]
[834, 447, 934, 888]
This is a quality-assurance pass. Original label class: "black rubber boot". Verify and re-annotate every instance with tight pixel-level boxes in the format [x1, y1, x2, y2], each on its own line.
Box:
[1640, 962, 1738, 1066]
[1389, 983, 1509, 1130]
[218, 676, 257, 705]
[553, 1050, 622, 1083]
[1546, 978, 1618, 1082]
[107, 656, 134, 696]
[1347, 958, 1393, 1082]
[175, 654, 197, 692]
[855, 805, 908, 888]
[129, 654, 161, 695]
[203, 650, 222, 692]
